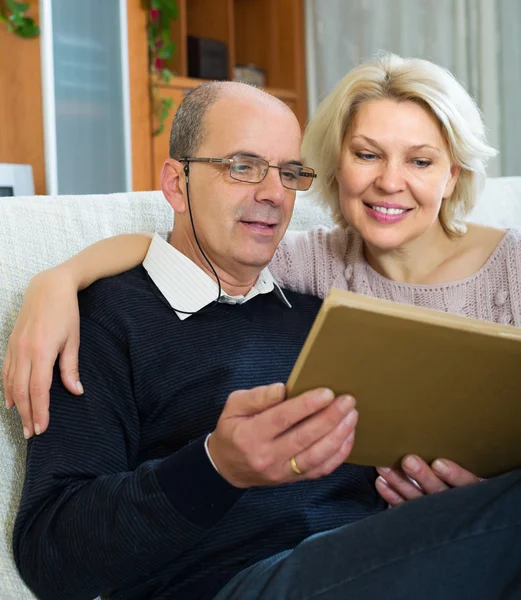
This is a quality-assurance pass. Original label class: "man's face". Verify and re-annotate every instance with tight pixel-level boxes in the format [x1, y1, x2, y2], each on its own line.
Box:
[173, 94, 303, 279]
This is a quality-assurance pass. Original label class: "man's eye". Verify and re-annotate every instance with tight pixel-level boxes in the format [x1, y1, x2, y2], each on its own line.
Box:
[281, 169, 299, 181]
[232, 163, 253, 173]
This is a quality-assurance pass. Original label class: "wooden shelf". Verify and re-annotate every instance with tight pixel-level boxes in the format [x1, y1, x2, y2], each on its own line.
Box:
[265, 88, 298, 101]
[162, 0, 306, 125]
[156, 75, 298, 101]
[153, 75, 206, 89]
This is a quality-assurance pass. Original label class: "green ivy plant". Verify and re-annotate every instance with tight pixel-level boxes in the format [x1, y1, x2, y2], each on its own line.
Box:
[0, 0, 40, 38]
[142, 0, 179, 136]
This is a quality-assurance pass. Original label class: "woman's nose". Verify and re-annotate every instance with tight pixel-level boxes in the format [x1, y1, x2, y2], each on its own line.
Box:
[375, 163, 407, 194]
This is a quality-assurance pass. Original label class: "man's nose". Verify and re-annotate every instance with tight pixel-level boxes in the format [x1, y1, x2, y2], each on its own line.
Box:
[375, 162, 407, 194]
[255, 167, 289, 205]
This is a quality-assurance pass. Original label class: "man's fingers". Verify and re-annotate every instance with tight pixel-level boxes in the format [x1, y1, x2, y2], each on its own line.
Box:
[280, 402, 358, 469]
[225, 383, 287, 418]
[296, 414, 357, 479]
[431, 458, 481, 487]
[375, 476, 406, 507]
[259, 388, 339, 438]
[59, 336, 83, 396]
[228, 385, 337, 430]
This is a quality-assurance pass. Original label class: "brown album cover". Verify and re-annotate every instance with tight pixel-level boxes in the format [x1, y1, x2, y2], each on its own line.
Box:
[286, 288, 521, 478]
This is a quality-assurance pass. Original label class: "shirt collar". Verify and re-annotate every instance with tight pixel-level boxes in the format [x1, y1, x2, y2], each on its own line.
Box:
[143, 233, 291, 320]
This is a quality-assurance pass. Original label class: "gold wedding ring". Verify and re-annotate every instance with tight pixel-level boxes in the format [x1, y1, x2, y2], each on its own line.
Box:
[290, 456, 302, 475]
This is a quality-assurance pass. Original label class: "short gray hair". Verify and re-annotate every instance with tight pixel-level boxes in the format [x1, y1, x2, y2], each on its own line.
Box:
[169, 82, 226, 159]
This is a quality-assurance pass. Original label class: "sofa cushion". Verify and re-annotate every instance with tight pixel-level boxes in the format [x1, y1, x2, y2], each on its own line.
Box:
[0, 177, 520, 598]
[0, 191, 173, 599]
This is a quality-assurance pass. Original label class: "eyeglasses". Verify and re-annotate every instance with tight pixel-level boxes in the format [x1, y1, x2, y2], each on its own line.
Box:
[179, 154, 317, 191]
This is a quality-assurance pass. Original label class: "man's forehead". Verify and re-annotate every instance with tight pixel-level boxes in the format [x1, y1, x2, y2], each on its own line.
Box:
[220, 150, 304, 166]
[202, 94, 302, 161]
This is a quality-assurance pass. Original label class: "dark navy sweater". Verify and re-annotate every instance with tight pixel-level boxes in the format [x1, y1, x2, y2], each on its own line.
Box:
[13, 266, 386, 600]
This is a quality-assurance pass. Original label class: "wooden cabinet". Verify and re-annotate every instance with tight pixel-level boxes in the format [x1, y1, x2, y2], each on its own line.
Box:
[149, 0, 307, 189]
[0, 0, 153, 195]
[0, 0, 306, 194]
[171, 0, 306, 122]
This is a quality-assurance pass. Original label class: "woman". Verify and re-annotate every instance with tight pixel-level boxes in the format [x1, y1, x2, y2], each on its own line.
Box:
[272, 55, 519, 321]
[4, 54, 520, 502]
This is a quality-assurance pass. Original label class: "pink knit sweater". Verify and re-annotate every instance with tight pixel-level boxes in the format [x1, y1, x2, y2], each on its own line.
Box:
[270, 227, 521, 327]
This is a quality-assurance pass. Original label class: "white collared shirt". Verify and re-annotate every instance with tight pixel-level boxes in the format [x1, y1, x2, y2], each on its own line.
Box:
[142, 232, 292, 476]
[143, 233, 291, 319]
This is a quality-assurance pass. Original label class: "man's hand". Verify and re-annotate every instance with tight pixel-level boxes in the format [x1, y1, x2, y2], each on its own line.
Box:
[2, 268, 83, 439]
[375, 455, 482, 506]
[208, 383, 358, 488]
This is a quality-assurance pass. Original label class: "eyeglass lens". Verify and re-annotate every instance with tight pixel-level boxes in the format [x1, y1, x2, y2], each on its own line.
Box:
[229, 155, 314, 191]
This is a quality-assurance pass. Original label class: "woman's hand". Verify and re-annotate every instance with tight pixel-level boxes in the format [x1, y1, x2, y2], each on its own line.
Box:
[3, 267, 82, 438]
[2, 232, 154, 438]
[375, 455, 482, 506]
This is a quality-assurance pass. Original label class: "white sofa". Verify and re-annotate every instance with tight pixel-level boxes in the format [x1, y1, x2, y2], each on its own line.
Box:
[1, 177, 521, 599]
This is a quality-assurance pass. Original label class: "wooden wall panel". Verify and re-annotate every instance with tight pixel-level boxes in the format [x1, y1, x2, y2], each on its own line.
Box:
[127, 0, 153, 191]
[0, 0, 46, 194]
[169, 0, 188, 77]
[291, 0, 307, 127]
[234, 0, 274, 85]
[233, 0, 306, 126]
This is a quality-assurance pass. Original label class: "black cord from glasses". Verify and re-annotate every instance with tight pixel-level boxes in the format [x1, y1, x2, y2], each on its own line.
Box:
[166, 162, 222, 315]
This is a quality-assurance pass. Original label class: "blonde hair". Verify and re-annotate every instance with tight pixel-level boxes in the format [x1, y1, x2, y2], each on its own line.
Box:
[302, 53, 497, 234]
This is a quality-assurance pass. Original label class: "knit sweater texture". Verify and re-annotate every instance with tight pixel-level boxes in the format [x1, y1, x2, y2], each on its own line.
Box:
[13, 266, 386, 600]
[271, 227, 521, 326]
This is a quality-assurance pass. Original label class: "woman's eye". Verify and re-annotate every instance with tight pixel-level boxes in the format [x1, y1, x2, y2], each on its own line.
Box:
[412, 159, 432, 168]
[356, 152, 378, 161]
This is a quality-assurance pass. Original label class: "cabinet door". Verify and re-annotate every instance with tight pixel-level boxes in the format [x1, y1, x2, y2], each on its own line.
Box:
[41, 0, 131, 194]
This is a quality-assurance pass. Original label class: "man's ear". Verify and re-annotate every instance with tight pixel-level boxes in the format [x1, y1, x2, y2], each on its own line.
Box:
[161, 159, 187, 213]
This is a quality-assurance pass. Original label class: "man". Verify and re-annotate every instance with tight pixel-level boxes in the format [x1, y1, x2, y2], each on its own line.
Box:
[12, 83, 521, 600]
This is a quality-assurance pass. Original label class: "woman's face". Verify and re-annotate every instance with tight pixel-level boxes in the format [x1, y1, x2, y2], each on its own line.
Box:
[336, 99, 460, 251]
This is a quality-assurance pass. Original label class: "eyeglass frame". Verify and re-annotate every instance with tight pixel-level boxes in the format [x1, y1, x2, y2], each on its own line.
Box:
[179, 154, 317, 191]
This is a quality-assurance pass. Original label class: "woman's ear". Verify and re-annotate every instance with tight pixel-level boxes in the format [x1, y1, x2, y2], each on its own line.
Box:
[443, 163, 462, 199]
[161, 159, 187, 213]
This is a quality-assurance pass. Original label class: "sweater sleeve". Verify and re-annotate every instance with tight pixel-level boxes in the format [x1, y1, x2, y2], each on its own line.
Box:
[506, 229, 521, 327]
[13, 316, 244, 600]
